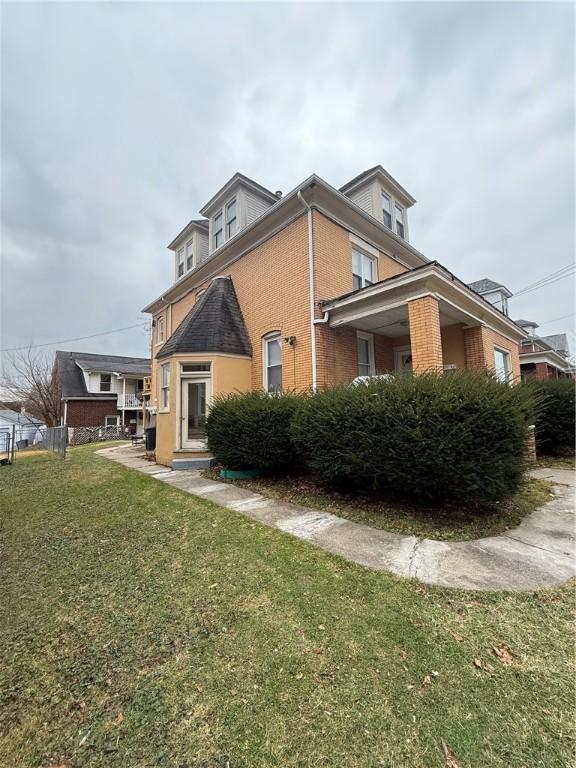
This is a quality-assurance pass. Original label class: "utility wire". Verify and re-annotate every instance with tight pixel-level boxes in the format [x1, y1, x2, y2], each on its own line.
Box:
[513, 269, 575, 298]
[537, 312, 575, 326]
[0, 322, 150, 353]
[513, 263, 574, 295]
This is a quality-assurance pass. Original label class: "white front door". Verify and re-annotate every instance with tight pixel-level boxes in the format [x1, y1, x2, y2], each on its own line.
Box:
[394, 347, 413, 373]
[181, 378, 210, 448]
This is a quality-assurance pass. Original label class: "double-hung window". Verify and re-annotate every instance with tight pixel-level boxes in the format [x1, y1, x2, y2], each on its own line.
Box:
[185, 240, 194, 271]
[100, 374, 111, 392]
[395, 204, 405, 239]
[177, 248, 185, 277]
[213, 211, 223, 249]
[160, 363, 170, 409]
[225, 198, 237, 239]
[494, 349, 511, 383]
[357, 333, 375, 377]
[156, 317, 164, 344]
[264, 333, 282, 392]
[105, 415, 119, 428]
[381, 192, 392, 229]
[352, 249, 375, 291]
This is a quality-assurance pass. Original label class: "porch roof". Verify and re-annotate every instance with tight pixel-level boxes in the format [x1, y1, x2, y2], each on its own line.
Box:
[320, 262, 527, 342]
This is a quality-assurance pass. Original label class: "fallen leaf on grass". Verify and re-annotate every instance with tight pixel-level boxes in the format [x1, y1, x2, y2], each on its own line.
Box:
[196, 684, 204, 693]
[442, 742, 463, 768]
[399, 649, 407, 659]
[473, 658, 494, 674]
[449, 631, 464, 642]
[493, 644, 513, 665]
[420, 675, 431, 690]
[115, 712, 124, 725]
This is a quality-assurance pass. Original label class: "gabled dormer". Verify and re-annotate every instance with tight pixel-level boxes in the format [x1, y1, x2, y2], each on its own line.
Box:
[468, 278, 512, 316]
[168, 220, 209, 282]
[199, 172, 280, 255]
[340, 165, 416, 242]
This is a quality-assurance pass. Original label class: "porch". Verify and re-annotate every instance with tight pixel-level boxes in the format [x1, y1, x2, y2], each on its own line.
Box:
[319, 262, 526, 383]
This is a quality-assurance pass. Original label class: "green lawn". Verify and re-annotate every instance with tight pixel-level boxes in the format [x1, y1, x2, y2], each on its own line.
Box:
[204, 468, 553, 541]
[1, 446, 574, 768]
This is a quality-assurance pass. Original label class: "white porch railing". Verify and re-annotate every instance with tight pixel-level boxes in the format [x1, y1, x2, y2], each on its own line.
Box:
[117, 393, 141, 409]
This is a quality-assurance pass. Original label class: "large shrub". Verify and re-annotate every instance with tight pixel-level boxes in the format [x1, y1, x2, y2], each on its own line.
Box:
[291, 372, 536, 503]
[206, 390, 303, 472]
[526, 378, 575, 456]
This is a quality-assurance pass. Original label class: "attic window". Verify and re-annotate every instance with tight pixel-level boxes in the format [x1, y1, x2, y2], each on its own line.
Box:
[395, 204, 405, 239]
[186, 240, 194, 271]
[100, 374, 112, 392]
[381, 192, 392, 229]
[226, 198, 237, 239]
[177, 248, 184, 277]
[213, 211, 223, 249]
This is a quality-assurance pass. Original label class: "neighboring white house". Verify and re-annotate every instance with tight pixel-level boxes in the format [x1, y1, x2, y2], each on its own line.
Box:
[0, 409, 45, 447]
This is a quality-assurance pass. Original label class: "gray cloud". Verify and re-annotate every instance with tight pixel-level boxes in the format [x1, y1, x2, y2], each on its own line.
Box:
[1, 1, 573, 361]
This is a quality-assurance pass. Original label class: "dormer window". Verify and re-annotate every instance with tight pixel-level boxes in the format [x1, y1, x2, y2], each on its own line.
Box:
[177, 248, 184, 277]
[213, 211, 223, 249]
[395, 204, 405, 239]
[186, 240, 194, 271]
[225, 198, 237, 239]
[100, 374, 112, 392]
[381, 192, 392, 229]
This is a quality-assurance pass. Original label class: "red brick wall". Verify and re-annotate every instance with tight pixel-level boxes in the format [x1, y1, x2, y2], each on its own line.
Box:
[65, 399, 118, 427]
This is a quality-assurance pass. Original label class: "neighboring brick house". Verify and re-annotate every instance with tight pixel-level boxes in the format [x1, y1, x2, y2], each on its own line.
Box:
[143, 166, 527, 469]
[467, 280, 573, 380]
[515, 321, 572, 380]
[54, 351, 151, 435]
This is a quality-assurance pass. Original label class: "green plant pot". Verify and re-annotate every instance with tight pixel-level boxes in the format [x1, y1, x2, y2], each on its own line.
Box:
[220, 468, 261, 479]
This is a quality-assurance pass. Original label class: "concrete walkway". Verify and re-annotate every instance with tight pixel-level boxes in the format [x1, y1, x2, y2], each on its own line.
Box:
[96, 444, 575, 592]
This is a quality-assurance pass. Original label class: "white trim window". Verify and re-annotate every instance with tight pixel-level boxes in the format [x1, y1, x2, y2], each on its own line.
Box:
[156, 317, 165, 344]
[357, 332, 375, 377]
[381, 191, 392, 229]
[177, 248, 185, 277]
[494, 348, 511, 382]
[395, 204, 405, 239]
[264, 333, 282, 393]
[100, 374, 112, 392]
[185, 240, 194, 271]
[225, 197, 237, 239]
[105, 415, 120, 428]
[352, 249, 376, 291]
[213, 211, 223, 249]
[160, 363, 170, 410]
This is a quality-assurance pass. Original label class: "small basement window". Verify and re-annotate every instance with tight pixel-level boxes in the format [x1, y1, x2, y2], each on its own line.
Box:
[105, 415, 119, 427]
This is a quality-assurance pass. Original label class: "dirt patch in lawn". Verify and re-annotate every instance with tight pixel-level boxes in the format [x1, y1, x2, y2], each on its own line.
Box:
[203, 468, 554, 541]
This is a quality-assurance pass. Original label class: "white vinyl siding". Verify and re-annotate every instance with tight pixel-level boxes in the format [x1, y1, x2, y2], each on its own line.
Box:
[245, 190, 273, 226]
[348, 185, 374, 216]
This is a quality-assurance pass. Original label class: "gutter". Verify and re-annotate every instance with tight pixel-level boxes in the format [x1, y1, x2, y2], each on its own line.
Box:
[298, 188, 318, 391]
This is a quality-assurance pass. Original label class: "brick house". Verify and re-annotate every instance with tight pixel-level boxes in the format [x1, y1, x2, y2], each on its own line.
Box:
[55, 351, 151, 435]
[142, 166, 526, 469]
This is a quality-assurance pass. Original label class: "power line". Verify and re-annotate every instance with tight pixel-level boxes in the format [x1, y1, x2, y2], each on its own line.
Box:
[537, 312, 575, 326]
[0, 322, 150, 353]
[513, 263, 574, 295]
[513, 264, 575, 298]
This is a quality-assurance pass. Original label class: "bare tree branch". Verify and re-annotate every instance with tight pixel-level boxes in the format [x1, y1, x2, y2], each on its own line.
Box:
[0, 348, 62, 427]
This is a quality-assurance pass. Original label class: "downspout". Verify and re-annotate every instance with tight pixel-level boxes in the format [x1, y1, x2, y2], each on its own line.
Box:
[298, 190, 318, 391]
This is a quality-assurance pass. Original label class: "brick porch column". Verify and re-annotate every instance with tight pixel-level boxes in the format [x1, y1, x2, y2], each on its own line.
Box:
[407, 296, 443, 374]
[535, 362, 549, 380]
[463, 325, 486, 370]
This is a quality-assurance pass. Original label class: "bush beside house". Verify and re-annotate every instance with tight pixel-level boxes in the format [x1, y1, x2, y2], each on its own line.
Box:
[526, 378, 575, 457]
[206, 390, 303, 472]
[207, 373, 537, 504]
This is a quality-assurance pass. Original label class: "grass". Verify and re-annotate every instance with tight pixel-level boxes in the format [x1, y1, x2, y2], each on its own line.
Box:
[1, 445, 574, 768]
[203, 468, 554, 541]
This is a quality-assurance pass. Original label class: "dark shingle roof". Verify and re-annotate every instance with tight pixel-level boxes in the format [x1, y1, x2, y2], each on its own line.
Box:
[515, 319, 539, 328]
[157, 277, 252, 359]
[0, 409, 45, 427]
[541, 333, 570, 356]
[55, 351, 151, 399]
[468, 278, 512, 295]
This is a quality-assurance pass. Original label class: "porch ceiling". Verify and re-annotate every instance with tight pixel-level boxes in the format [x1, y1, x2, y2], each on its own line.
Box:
[322, 262, 527, 342]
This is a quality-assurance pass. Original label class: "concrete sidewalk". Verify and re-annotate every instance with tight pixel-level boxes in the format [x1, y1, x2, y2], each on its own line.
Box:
[97, 444, 575, 592]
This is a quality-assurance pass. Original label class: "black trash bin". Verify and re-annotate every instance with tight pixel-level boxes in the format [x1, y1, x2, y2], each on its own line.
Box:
[145, 427, 156, 451]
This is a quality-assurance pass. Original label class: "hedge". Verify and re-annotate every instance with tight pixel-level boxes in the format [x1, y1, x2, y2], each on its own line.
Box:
[206, 390, 303, 472]
[291, 372, 535, 503]
[526, 378, 575, 456]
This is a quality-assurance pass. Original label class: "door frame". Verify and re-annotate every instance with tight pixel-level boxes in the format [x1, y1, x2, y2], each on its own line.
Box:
[180, 375, 211, 449]
[393, 345, 413, 373]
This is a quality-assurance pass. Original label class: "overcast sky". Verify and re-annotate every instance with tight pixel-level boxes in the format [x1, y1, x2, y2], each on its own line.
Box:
[1, 1, 574, 364]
